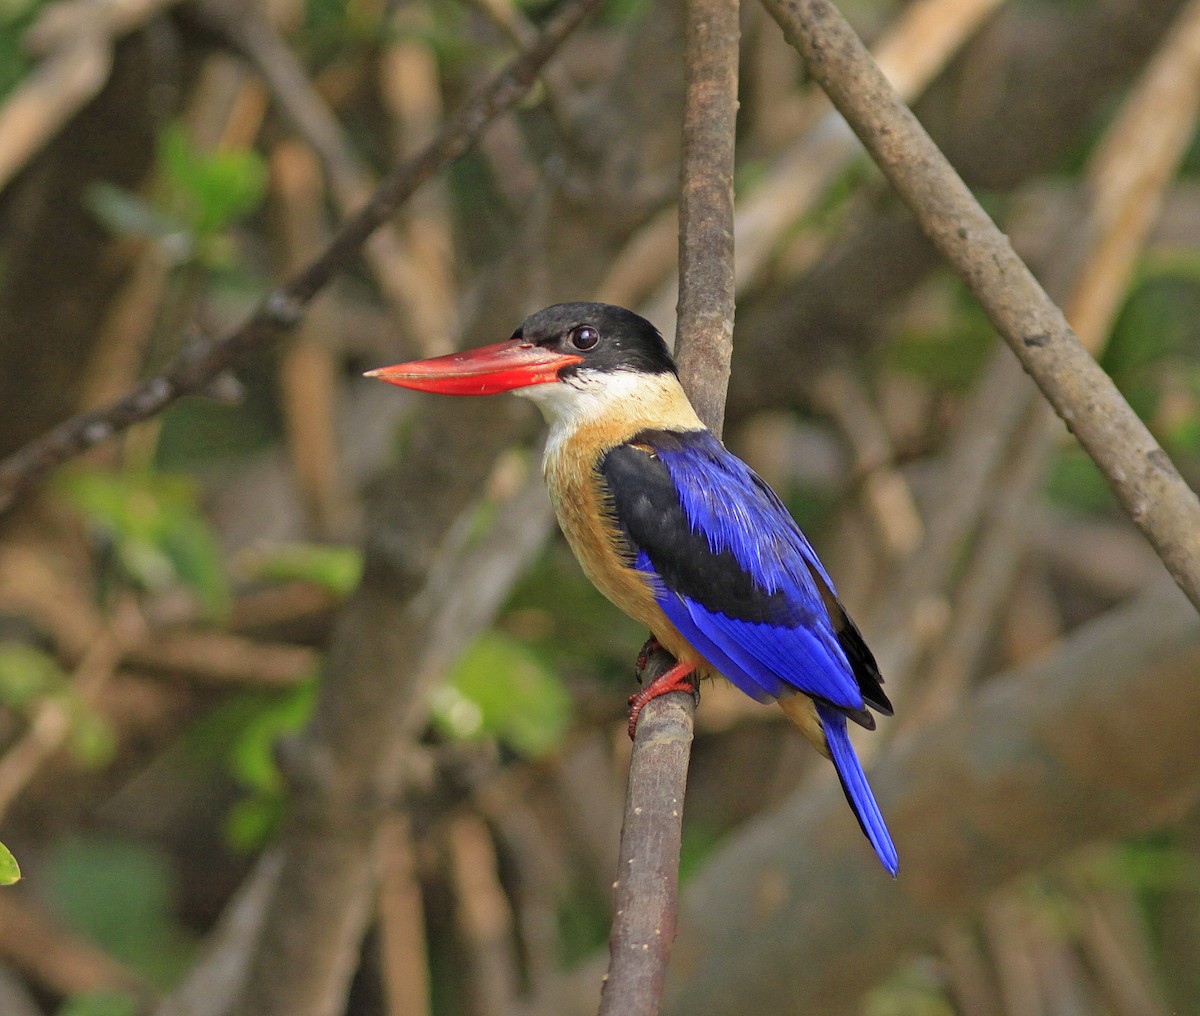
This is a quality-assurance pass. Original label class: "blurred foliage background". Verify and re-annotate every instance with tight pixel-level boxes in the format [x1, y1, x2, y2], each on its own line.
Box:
[0, 0, 1198, 1014]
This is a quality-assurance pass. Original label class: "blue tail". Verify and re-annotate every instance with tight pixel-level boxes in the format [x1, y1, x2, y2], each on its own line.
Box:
[817, 702, 898, 876]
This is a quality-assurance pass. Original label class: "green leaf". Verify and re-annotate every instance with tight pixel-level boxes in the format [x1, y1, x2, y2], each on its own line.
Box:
[67, 705, 117, 769]
[224, 794, 287, 853]
[240, 543, 363, 597]
[433, 631, 572, 758]
[57, 470, 229, 618]
[159, 124, 267, 239]
[0, 841, 20, 885]
[45, 837, 196, 986]
[229, 680, 317, 794]
[222, 679, 317, 850]
[0, 0, 43, 99]
[0, 642, 64, 706]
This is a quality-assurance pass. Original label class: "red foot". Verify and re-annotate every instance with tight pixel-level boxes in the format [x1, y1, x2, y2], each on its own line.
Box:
[627, 659, 698, 740]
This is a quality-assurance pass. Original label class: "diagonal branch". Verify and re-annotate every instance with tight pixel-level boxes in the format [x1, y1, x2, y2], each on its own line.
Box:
[598, 0, 739, 1012]
[759, 0, 1200, 613]
[871, 0, 1200, 695]
[0, 0, 603, 515]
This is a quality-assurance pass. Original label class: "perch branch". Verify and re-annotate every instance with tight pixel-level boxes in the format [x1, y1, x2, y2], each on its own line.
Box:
[760, 0, 1200, 612]
[0, 0, 603, 515]
[598, 0, 738, 1012]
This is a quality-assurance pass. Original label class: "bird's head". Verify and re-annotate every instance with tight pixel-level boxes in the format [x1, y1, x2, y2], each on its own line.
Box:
[366, 302, 677, 406]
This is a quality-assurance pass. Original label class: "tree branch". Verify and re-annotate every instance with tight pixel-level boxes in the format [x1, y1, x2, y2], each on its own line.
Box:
[759, 0, 1200, 613]
[597, 655, 698, 1016]
[598, 0, 739, 1012]
[0, 0, 603, 515]
[870, 0, 1200, 691]
[673, 0, 740, 435]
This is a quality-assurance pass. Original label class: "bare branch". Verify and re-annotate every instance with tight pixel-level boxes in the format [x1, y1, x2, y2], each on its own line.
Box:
[377, 817, 432, 1016]
[673, 0, 740, 433]
[0, 0, 604, 515]
[1065, 0, 1200, 352]
[760, 0, 1200, 613]
[153, 852, 285, 1016]
[0, 892, 148, 1000]
[873, 0, 1200, 688]
[599, 0, 739, 1012]
[0, 599, 142, 826]
[597, 657, 697, 1016]
[269, 141, 348, 537]
[447, 813, 521, 1014]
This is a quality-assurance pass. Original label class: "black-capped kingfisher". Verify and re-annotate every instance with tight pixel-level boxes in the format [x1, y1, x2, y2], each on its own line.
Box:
[368, 302, 898, 875]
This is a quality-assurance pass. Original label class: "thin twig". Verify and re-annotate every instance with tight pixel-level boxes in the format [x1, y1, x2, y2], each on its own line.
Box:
[597, 0, 738, 1012]
[811, 368, 923, 561]
[271, 140, 348, 538]
[672, 0, 740, 435]
[866, 351, 1031, 683]
[153, 852, 285, 1016]
[597, 660, 698, 1016]
[380, 14, 459, 354]
[123, 629, 317, 688]
[216, 8, 455, 355]
[446, 813, 521, 1015]
[1071, 875, 1167, 1016]
[939, 923, 1002, 1016]
[903, 409, 1053, 726]
[760, 0, 1200, 613]
[1065, 0, 1200, 354]
[0, 0, 604, 515]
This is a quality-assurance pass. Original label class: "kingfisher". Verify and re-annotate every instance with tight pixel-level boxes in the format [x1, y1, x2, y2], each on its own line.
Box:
[368, 302, 897, 875]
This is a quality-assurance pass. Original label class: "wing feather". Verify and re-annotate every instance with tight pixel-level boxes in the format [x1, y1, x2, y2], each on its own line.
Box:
[602, 431, 887, 719]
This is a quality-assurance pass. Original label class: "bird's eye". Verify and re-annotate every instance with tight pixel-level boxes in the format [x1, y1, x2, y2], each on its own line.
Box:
[570, 325, 599, 351]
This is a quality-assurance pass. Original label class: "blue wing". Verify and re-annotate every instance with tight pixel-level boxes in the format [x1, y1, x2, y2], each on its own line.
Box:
[601, 429, 897, 875]
[601, 429, 889, 719]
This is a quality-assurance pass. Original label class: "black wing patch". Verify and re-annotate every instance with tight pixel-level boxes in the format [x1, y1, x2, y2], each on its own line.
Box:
[806, 569, 893, 717]
[599, 442, 803, 626]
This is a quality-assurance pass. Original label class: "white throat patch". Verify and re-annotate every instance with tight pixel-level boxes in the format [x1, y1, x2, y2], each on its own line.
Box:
[516, 370, 704, 460]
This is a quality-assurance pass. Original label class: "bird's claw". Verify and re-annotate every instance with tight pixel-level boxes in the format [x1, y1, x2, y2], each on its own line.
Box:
[627, 661, 698, 740]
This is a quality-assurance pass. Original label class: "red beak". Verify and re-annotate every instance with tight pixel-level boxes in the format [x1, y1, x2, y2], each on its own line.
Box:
[365, 340, 583, 396]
